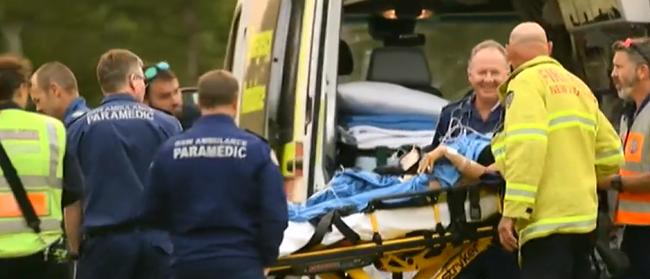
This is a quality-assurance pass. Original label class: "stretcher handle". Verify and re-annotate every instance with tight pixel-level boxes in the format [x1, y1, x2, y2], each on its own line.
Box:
[366, 188, 442, 211]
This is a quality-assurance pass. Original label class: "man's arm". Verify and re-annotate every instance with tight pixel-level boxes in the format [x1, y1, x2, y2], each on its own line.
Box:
[599, 173, 650, 193]
[594, 110, 625, 178]
[500, 77, 548, 220]
[142, 150, 170, 230]
[257, 145, 288, 266]
[62, 151, 84, 256]
[64, 201, 82, 256]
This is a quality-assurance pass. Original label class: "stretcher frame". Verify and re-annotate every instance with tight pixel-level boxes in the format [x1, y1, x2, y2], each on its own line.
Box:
[270, 180, 503, 278]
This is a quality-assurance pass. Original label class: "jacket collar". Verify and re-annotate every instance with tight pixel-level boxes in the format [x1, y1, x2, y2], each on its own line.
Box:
[101, 93, 137, 105]
[498, 56, 561, 102]
[194, 114, 235, 127]
[0, 101, 21, 110]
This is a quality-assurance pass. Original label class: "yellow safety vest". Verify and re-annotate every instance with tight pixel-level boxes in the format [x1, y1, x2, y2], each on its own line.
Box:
[0, 108, 66, 258]
[491, 56, 624, 249]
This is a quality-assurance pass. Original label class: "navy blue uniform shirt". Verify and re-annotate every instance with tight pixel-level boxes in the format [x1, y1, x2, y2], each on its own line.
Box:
[427, 93, 503, 151]
[67, 93, 181, 232]
[63, 97, 90, 128]
[143, 114, 288, 266]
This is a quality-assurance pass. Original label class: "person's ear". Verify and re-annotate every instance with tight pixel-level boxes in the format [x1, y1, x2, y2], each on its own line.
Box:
[128, 74, 137, 91]
[638, 64, 650, 80]
[14, 83, 30, 109]
[50, 82, 62, 98]
[547, 41, 554, 55]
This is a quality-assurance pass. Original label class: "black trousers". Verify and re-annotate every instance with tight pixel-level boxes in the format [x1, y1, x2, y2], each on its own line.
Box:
[173, 257, 265, 279]
[520, 233, 596, 279]
[0, 250, 70, 279]
[456, 244, 520, 279]
[620, 226, 650, 279]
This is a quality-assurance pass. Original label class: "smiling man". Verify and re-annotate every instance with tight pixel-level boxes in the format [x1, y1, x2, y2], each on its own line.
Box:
[423, 39, 520, 279]
[427, 39, 509, 150]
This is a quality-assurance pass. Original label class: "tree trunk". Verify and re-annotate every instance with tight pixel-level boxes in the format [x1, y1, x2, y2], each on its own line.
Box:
[183, 2, 200, 83]
[1, 22, 23, 56]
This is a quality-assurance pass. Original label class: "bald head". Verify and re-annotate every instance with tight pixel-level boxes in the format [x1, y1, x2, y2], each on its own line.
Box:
[507, 22, 552, 68]
[509, 22, 547, 45]
[197, 69, 239, 109]
[34, 62, 79, 95]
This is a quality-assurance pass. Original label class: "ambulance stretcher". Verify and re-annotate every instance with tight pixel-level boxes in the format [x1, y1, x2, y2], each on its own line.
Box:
[271, 179, 504, 279]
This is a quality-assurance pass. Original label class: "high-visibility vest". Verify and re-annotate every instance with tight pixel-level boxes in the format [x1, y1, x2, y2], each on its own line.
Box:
[0, 108, 66, 258]
[616, 103, 650, 225]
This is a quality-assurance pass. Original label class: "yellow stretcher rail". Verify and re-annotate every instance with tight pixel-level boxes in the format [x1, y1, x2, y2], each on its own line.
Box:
[270, 217, 498, 277]
[271, 176, 505, 278]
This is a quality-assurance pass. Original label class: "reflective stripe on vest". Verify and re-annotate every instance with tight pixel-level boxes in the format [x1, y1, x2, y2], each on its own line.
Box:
[0, 122, 61, 189]
[0, 218, 61, 234]
[617, 104, 650, 225]
[0, 192, 50, 217]
[45, 122, 60, 179]
[0, 176, 62, 190]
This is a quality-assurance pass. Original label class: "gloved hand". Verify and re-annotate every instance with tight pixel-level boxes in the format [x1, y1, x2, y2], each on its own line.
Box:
[45, 237, 73, 263]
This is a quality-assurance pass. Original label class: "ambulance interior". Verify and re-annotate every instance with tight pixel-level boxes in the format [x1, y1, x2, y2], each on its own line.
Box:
[273, 0, 518, 276]
[319, 0, 650, 183]
[323, 0, 517, 180]
[311, 2, 518, 206]
[274, 0, 650, 276]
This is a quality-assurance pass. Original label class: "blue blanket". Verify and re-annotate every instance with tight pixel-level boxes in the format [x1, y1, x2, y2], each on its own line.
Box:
[341, 114, 436, 131]
[288, 133, 491, 222]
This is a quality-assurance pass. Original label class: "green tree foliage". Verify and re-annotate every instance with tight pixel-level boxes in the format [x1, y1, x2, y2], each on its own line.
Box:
[0, 0, 236, 105]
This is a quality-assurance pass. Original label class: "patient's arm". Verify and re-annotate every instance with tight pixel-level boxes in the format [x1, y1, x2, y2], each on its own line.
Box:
[419, 145, 494, 181]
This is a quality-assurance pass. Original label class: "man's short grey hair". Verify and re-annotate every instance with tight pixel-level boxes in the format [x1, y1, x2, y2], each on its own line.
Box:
[612, 37, 650, 67]
[467, 40, 508, 71]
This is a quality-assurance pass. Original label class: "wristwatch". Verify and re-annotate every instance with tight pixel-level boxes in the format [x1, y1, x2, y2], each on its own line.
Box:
[611, 175, 623, 192]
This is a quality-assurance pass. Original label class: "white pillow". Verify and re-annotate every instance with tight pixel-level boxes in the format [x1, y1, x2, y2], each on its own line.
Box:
[337, 81, 449, 116]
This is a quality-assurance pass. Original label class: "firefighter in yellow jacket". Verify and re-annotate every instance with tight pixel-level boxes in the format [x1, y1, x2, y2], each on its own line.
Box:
[493, 22, 624, 279]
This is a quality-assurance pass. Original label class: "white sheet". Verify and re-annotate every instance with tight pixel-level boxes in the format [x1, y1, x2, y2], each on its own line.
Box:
[338, 81, 449, 116]
[347, 125, 435, 142]
[279, 194, 500, 257]
[339, 125, 435, 150]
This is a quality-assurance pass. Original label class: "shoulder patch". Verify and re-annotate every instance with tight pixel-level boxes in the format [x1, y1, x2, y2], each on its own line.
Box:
[504, 91, 514, 109]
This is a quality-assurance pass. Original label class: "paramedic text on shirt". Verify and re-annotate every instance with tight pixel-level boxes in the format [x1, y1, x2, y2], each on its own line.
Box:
[143, 69, 288, 279]
[67, 49, 182, 279]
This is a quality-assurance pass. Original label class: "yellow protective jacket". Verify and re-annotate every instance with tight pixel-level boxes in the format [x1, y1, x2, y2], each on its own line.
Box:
[491, 56, 624, 248]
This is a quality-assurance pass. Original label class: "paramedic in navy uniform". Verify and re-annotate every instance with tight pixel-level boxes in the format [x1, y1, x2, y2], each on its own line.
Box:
[422, 40, 519, 279]
[67, 49, 182, 279]
[143, 69, 288, 279]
